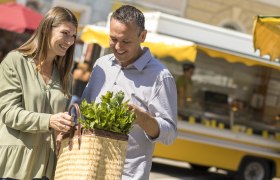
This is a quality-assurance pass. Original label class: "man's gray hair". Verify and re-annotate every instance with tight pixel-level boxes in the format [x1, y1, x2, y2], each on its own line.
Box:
[111, 5, 145, 34]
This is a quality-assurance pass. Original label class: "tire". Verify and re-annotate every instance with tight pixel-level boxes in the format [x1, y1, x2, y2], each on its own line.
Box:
[235, 158, 271, 180]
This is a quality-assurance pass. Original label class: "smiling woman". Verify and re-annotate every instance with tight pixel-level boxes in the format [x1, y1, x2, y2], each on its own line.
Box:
[49, 22, 77, 59]
[0, 6, 78, 180]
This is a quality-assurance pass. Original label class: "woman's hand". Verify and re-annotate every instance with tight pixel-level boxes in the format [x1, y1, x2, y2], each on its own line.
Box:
[49, 112, 74, 132]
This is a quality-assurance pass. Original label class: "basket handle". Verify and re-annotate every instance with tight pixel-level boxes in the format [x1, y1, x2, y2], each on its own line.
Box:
[68, 103, 82, 150]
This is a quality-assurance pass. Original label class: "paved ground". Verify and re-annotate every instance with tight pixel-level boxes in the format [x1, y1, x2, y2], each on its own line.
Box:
[149, 158, 280, 180]
[149, 158, 233, 180]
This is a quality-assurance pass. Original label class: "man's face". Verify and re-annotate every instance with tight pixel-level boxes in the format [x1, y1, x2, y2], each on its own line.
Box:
[109, 18, 146, 67]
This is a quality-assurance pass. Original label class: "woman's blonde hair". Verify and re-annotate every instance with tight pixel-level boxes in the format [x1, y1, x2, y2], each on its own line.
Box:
[17, 6, 78, 96]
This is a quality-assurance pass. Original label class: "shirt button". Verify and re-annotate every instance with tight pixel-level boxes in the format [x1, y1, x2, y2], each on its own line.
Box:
[114, 82, 117, 85]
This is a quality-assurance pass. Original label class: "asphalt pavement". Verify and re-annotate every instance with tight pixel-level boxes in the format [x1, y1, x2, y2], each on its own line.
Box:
[150, 158, 233, 180]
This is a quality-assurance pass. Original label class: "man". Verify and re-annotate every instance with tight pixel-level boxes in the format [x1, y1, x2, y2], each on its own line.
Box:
[176, 62, 195, 110]
[81, 5, 177, 179]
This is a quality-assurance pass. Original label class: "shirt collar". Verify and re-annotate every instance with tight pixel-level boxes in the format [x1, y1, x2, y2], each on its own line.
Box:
[132, 47, 153, 71]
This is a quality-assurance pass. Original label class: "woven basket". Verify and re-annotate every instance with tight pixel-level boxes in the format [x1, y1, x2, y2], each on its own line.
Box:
[54, 104, 128, 180]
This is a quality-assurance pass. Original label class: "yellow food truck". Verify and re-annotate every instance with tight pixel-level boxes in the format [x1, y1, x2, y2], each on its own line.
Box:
[80, 13, 280, 180]
[146, 13, 280, 180]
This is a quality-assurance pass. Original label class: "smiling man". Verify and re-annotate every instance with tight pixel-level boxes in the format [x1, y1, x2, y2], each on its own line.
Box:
[81, 5, 177, 180]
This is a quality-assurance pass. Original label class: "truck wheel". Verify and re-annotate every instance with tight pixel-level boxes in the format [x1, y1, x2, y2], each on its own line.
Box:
[235, 158, 271, 180]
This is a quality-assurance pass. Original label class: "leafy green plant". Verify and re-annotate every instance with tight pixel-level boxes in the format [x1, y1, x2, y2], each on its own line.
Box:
[79, 91, 135, 135]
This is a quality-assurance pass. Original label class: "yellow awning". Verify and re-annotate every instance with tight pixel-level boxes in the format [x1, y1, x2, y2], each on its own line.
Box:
[81, 25, 197, 62]
[253, 16, 280, 61]
[199, 46, 280, 71]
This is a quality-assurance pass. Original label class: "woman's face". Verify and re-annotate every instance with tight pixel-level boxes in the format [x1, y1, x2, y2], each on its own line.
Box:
[109, 18, 146, 67]
[48, 21, 77, 60]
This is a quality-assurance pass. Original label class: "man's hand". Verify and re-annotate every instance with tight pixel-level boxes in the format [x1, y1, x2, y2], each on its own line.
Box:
[128, 103, 159, 139]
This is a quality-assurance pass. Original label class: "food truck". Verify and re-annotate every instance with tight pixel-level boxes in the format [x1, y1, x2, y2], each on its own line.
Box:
[144, 12, 280, 180]
[80, 13, 280, 180]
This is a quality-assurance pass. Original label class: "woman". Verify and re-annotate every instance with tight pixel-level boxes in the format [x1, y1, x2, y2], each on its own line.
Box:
[0, 7, 77, 179]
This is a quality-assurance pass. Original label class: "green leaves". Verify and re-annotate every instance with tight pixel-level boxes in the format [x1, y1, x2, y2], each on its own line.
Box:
[79, 91, 135, 135]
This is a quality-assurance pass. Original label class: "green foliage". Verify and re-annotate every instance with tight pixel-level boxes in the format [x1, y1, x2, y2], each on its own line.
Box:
[79, 91, 135, 135]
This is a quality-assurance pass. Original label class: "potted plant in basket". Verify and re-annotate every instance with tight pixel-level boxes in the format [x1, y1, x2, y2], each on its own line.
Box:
[79, 90, 135, 135]
[55, 90, 135, 180]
